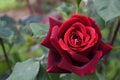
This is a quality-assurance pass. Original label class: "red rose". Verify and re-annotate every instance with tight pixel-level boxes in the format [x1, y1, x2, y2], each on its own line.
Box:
[40, 14, 112, 76]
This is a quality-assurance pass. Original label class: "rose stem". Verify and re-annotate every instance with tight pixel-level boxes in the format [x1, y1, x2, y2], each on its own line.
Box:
[0, 38, 12, 72]
[110, 18, 120, 45]
[75, 0, 82, 14]
[104, 18, 120, 65]
[107, 26, 113, 42]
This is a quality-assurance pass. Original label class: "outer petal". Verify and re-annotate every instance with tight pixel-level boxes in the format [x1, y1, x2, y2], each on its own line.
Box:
[88, 17, 102, 39]
[47, 50, 70, 73]
[58, 51, 103, 76]
[40, 17, 62, 48]
[58, 18, 86, 38]
[100, 41, 112, 55]
[50, 25, 72, 63]
[70, 14, 91, 26]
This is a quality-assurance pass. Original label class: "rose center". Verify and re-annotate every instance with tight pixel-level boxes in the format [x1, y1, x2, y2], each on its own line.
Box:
[72, 34, 78, 39]
[71, 34, 81, 45]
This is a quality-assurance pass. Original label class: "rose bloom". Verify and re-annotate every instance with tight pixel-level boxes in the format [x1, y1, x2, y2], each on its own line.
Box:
[40, 14, 112, 76]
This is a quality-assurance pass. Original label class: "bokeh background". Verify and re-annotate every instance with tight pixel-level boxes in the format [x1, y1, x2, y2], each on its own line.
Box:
[0, 0, 120, 80]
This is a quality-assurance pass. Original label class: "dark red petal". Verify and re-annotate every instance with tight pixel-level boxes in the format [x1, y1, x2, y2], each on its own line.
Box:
[59, 39, 90, 63]
[70, 14, 91, 26]
[85, 27, 98, 46]
[72, 22, 87, 36]
[47, 50, 70, 73]
[50, 25, 72, 64]
[86, 27, 96, 39]
[64, 26, 75, 45]
[40, 17, 62, 48]
[58, 51, 103, 76]
[71, 27, 98, 52]
[88, 17, 102, 39]
[49, 17, 62, 28]
[100, 41, 112, 55]
[71, 14, 102, 40]
[58, 18, 82, 38]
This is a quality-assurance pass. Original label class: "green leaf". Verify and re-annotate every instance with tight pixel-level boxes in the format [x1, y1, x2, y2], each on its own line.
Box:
[0, 60, 8, 75]
[93, 14, 105, 29]
[0, 26, 14, 38]
[37, 63, 60, 80]
[60, 74, 72, 80]
[7, 58, 40, 80]
[12, 34, 25, 45]
[30, 23, 48, 38]
[103, 59, 120, 80]
[48, 73, 60, 80]
[0, 15, 16, 25]
[87, 0, 105, 29]
[19, 25, 33, 35]
[56, 3, 75, 20]
[0, 15, 17, 39]
[37, 64, 47, 80]
[93, 0, 120, 22]
[71, 73, 81, 80]
[95, 71, 105, 80]
[71, 73, 98, 80]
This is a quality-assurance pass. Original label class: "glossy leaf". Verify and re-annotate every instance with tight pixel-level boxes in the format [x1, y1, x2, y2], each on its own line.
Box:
[95, 71, 105, 80]
[103, 59, 120, 80]
[0, 15, 17, 39]
[19, 16, 41, 26]
[30, 23, 48, 38]
[12, 34, 25, 45]
[93, 0, 120, 22]
[7, 59, 40, 80]
[0, 27, 14, 39]
[37, 63, 60, 80]
[0, 60, 8, 75]
[87, 0, 105, 29]
[71, 73, 98, 80]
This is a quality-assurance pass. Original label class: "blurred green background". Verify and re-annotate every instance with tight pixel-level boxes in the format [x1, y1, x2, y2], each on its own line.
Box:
[0, 0, 120, 80]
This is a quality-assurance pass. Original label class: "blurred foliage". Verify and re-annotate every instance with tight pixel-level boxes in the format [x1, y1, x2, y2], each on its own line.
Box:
[93, 0, 120, 22]
[0, 0, 120, 80]
[7, 58, 40, 80]
[0, 0, 26, 11]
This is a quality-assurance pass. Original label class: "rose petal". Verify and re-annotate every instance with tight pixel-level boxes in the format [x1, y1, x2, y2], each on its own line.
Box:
[47, 50, 70, 73]
[70, 14, 91, 26]
[85, 27, 98, 46]
[58, 18, 84, 38]
[100, 41, 112, 55]
[50, 25, 72, 64]
[86, 27, 96, 39]
[71, 22, 87, 36]
[64, 26, 75, 45]
[88, 17, 102, 39]
[40, 17, 62, 48]
[72, 27, 98, 52]
[58, 51, 103, 76]
[59, 39, 90, 63]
